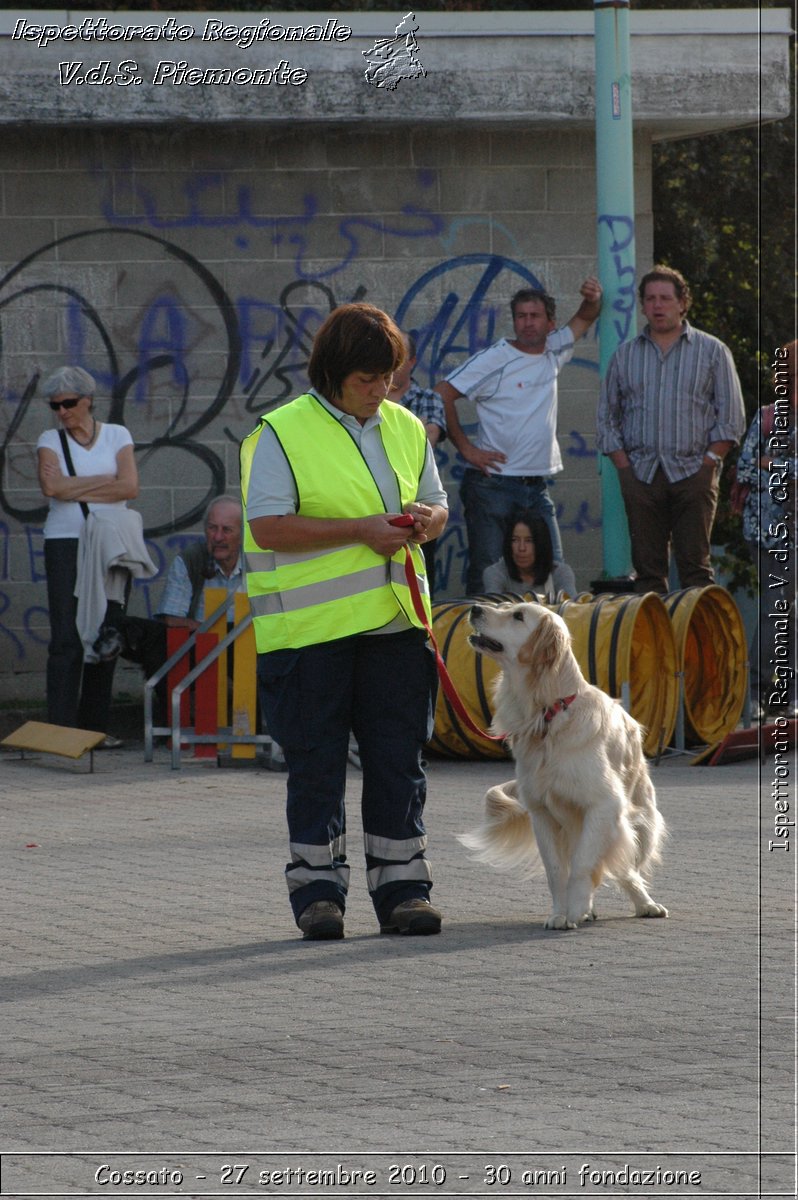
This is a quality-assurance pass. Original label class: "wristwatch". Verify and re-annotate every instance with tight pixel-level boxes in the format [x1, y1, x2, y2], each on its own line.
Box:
[705, 450, 723, 466]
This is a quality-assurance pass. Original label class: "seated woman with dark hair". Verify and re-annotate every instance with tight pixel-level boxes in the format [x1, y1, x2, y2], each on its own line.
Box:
[482, 510, 577, 601]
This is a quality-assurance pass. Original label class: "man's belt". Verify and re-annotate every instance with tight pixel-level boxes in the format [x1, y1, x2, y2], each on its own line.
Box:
[465, 469, 545, 485]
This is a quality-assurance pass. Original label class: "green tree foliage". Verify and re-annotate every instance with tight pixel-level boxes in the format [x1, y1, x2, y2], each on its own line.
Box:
[653, 120, 793, 415]
[652, 98, 794, 591]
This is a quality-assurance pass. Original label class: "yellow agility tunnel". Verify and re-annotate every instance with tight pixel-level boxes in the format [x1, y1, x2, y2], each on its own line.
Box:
[426, 594, 516, 761]
[428, 586, 747, 760]
[664, 585, 748, 746]
[551, 591, 680, 757]
[428, 591, 679, 760]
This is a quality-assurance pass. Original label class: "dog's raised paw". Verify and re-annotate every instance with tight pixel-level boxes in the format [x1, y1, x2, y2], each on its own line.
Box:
[636, 902, 668, 918]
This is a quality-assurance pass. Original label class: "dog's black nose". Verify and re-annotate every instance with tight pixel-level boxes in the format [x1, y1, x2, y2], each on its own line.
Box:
[470, 604, 483, 619]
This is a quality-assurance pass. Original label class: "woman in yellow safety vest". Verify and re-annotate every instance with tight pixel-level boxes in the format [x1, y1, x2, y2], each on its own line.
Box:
[241, 303, 448, 940]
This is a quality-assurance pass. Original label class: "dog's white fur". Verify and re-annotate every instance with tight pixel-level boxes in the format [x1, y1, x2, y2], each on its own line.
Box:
[459, 601, 667, 930]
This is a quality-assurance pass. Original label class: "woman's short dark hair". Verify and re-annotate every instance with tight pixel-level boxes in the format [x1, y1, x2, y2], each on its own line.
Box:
[307, 304, 406, 401]
[502, 510, 554, 585]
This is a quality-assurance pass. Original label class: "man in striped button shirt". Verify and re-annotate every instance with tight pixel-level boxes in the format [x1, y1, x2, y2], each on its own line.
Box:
[597, 265, 746, 594]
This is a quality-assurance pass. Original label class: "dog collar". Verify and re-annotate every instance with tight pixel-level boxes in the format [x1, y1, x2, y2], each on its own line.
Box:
[543, 694, 577, 723]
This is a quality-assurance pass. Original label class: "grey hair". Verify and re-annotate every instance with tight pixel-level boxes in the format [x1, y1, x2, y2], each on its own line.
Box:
[204, 494, 242, 526]
[41, 366, 97, 399]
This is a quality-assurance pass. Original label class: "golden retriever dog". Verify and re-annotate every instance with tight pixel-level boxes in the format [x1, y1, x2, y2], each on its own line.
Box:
[459, 600, 668, 930]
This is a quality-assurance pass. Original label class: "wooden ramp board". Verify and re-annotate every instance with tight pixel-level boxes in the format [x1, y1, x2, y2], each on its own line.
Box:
[691, 718, 797, 766]
[2, 721, 106, 760]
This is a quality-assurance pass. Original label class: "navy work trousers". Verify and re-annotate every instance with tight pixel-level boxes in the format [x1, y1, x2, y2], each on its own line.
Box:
[257, 628, 437, 926]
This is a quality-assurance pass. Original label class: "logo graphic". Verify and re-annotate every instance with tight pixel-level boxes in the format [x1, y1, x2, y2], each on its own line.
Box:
[363, 12, 426, 90]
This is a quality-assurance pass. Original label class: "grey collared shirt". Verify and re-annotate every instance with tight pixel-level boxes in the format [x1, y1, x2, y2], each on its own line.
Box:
[597, 321, 746, 483]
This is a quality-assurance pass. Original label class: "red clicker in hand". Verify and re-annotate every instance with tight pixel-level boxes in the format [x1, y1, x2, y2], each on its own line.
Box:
[388, 513, 415, 527]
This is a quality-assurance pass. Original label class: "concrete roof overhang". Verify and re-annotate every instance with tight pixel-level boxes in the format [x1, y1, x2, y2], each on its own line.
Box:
[0, 9, 792, 137]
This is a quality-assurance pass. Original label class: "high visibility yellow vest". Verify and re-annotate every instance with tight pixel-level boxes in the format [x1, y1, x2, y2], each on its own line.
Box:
[240, 393, 431, 652]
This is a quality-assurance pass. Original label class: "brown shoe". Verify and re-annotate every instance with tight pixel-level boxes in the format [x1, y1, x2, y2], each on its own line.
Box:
[297, 900, 344, 940]
[380, 898, 442, 935]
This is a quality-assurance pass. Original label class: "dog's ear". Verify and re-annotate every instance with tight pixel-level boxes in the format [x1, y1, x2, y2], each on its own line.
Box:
[518, 612, 568, 673]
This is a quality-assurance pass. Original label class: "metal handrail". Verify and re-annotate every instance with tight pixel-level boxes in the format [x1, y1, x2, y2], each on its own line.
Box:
[142, 591, 268, 766]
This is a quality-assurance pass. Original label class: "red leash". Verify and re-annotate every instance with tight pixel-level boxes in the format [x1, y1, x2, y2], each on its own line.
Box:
[400, 546, 506, 744]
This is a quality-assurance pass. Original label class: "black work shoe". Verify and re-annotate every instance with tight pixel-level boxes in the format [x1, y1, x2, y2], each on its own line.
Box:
[297, 901, 344, 940]
[379, 898, 442, 935]
[92, 623, 124, 662]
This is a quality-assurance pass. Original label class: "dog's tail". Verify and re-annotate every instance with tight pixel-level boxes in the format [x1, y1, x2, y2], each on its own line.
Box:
[457, 780, 543, 879]
[630, 801, 667, 873]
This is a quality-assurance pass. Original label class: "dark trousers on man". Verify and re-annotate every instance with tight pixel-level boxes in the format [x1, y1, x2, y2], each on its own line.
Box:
[44, 538, 116, 732]
[460, 469, 563, 595]
[257, 629, 437, 926]
[119, 615, 168, 680]
[117, 615, 169, 722]
[618, 462, 720, 593]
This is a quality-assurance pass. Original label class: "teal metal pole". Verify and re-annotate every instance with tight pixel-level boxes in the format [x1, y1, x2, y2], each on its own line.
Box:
[594, 0, 635, 577]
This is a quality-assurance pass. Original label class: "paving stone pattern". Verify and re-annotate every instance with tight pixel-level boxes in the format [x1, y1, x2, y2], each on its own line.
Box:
[1, 746, 793, 1198]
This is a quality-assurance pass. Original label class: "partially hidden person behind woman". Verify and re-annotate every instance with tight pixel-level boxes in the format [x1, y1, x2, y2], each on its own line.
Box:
[482, 509, 577, 602]
[241, 303, 449, 940]
[37, 366, 141, 746]
[735, 340, 797, 720]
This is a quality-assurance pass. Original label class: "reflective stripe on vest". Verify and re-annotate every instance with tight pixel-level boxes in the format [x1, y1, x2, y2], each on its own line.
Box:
[246, 559, 415, 617]
[240, 393, 431, 652]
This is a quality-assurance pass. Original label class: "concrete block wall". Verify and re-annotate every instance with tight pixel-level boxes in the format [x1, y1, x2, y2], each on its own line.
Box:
[0, 123, 653, 701]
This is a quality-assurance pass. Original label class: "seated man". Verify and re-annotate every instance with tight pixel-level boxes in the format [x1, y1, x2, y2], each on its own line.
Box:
[157, 494, 244, 629]
[120, 494, 245, 691]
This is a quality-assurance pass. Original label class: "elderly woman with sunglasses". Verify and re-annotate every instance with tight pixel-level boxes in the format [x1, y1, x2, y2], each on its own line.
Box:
[36, 366, 139, 743]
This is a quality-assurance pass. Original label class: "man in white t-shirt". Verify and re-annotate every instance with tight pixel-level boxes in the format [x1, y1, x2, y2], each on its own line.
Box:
[435, 278, 602, 593]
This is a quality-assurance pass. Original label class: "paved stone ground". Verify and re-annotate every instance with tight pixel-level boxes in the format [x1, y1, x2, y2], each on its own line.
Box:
[1, 740, 793, 1199]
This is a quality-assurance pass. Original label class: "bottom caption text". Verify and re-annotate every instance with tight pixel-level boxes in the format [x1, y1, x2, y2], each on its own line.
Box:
[1, 1151, 794, 1196]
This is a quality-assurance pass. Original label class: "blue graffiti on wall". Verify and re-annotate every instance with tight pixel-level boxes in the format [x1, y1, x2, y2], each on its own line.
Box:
[0, 209, 603, 662]
[0, 227, 241, 536]
[597, 213, 636, 344]
[96, 166, 446, 280]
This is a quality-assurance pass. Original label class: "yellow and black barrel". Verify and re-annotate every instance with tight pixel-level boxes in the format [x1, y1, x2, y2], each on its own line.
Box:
[426, 594, 529, 760]
[427, 591, 678, 760]
[664, 585, 747, 745]
[552, 592, 680, 757]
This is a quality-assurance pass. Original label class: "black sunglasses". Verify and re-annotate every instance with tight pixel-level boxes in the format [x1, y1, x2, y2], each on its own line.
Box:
[49, 396, 83, 411]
